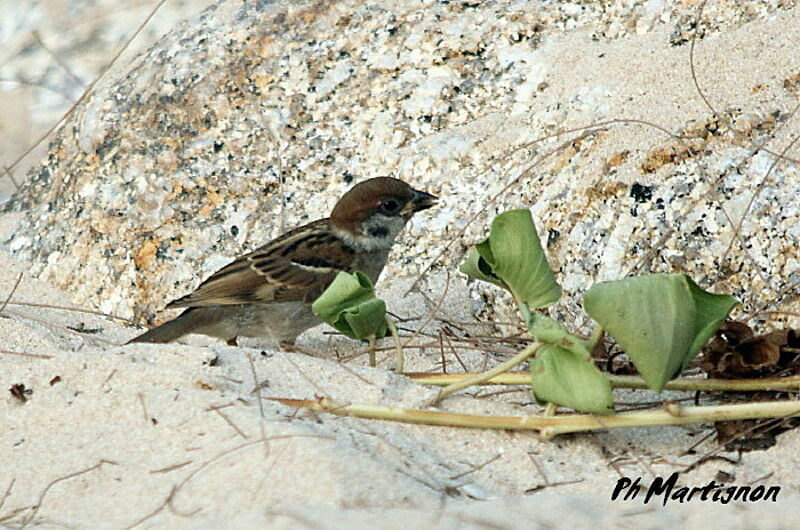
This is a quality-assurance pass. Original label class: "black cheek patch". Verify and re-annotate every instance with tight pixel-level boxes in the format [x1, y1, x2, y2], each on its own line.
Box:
[369, 226, 389, 238]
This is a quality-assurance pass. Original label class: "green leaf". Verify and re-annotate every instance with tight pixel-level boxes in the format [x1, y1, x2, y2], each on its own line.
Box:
[526, 314, 613, 413]
[459, 209, 561, 310]
[583, 274, 738, 392]
[527, 313, 589, 358]
[311, 271, 388, 341]
[530, 343, 614, 414]
[460, 247, 506, 290]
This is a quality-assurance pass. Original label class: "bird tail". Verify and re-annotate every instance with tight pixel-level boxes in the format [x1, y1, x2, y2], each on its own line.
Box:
[126, 308, 202, 344]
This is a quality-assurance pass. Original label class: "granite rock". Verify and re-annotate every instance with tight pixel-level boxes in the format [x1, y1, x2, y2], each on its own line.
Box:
[4, 0, 800, 330]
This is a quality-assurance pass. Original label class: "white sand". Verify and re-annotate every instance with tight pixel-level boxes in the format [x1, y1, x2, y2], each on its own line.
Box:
[2, 238, 799, 527]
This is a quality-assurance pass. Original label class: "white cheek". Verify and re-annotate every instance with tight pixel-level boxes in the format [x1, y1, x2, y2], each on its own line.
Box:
[334, 215, 407, 251]
[363, 216, 406, 240]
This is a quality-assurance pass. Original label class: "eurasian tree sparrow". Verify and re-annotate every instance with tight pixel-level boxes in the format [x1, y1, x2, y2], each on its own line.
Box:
[128, 177, 437, 346]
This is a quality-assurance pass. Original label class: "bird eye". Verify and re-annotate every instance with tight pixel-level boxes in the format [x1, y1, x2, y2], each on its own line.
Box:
[379, 198, 401, 215]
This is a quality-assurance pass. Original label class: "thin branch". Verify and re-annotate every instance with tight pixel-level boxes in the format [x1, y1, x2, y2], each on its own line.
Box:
[247, 353, 269, 459]
[0, 273, 24, 315]
[125, 485, 199, 529]
[0, 349, 53, 360]
[746, 279, 800, 322]
[425, 342, 541, 406]
[0, 479, 14, 512]
[1, 165, 18, 190]
[449, 453, 502, 481]
[149, 461, 193, 475]
[689, 0, 715, 114]
[367, 335, 377, 367]
[159, 434, 332, 521]
[4, 301, 136, 324]
[681, 416, 787, 473]
[2, 0, 170, 181]
[22, 460, 117, 526]
[136, 393, 151, 424]
[207, 407, 249, 439]
[5, 308, 117, 345]
[402, 270, 451, 350]
[720, 100, 800, 265]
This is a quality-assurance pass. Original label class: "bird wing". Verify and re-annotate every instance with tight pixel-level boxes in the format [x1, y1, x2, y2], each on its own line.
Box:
[166, 219, 356, 308]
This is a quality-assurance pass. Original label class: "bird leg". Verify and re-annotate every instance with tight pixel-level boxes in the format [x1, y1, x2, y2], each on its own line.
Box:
[368, 335, 377, 367]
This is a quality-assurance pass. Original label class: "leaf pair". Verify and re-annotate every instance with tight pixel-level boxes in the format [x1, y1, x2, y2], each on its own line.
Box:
[460, 209, 613, 413]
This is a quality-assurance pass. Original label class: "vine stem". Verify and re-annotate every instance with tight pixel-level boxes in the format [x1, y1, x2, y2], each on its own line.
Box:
[404, 372, 800, 392]
[425, 341, 541, 406]
[385, 317, 404, 372]
[268, 397, 800, 439]
[586, 325, 604, 352]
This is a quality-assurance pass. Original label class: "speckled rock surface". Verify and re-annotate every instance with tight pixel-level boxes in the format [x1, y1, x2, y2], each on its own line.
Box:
[3, 0, 800, 328]
[0, 0, 215, 201]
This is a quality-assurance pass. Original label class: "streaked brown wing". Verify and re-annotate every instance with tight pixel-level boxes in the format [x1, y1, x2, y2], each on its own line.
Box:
[166, 219, 356, 308]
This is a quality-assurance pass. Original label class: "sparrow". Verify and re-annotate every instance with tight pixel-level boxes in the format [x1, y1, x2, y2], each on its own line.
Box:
[127, 177, 437, 346]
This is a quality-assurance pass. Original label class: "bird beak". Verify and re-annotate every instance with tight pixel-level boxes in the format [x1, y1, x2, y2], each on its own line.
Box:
[405, 189, 438, 214]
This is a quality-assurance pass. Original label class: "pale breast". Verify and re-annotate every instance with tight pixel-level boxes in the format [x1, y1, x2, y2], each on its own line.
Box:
[351, 249, 391, 285]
